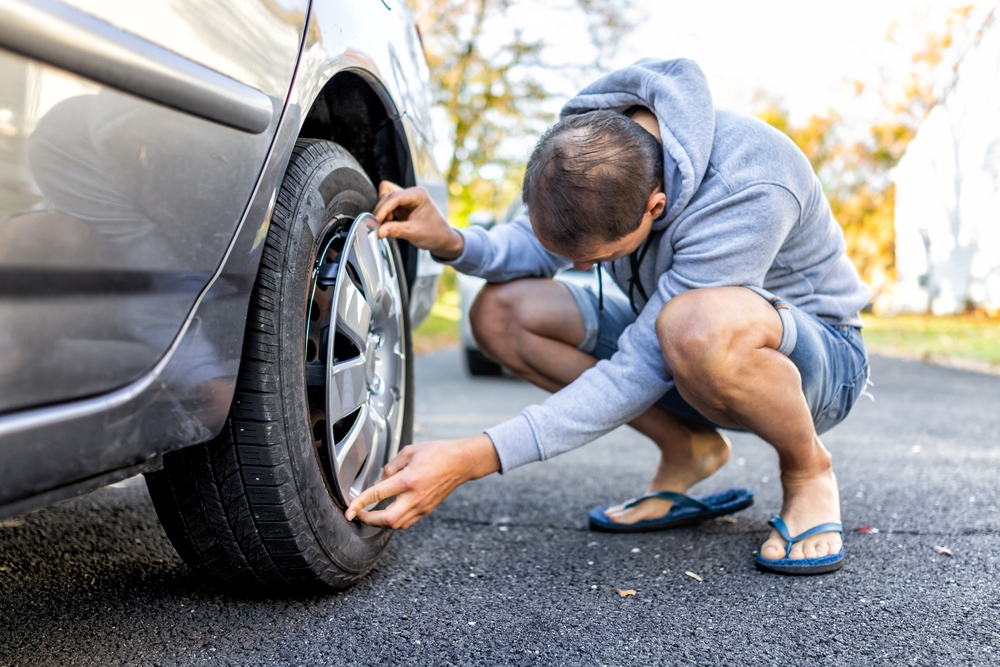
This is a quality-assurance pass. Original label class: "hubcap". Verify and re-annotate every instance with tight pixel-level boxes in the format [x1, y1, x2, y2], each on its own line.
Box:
[305, 213, 406, 507]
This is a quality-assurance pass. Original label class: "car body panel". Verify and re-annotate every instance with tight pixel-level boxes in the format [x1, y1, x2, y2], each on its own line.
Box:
[0, 0, 287, 133]
[0, 0, 307, 413]
[0, 0, 444, 516]
[56, 0, 308, 103]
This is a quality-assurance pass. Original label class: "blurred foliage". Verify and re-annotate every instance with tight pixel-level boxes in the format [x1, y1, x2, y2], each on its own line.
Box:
[755, 5, 982, 312]
[412, 308, 460, 353]
[410, 0, 634, 224]
[413, 267, 461, 353]
[864, 313, 1000, 368]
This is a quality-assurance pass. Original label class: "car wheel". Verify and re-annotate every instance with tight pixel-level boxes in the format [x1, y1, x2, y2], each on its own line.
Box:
[465, 348, 503, 376]
[145, 139, 413, 594]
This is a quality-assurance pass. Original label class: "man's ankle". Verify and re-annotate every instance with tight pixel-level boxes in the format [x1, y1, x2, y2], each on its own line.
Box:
[779, 448, 834, 486]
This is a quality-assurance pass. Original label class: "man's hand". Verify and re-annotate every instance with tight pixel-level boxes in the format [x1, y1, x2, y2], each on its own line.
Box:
[373, 181, 465, 260]
[344, 434, 501, 529]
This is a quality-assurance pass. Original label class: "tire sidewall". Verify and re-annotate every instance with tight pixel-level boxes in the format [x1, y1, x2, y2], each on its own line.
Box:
[271, 140, 410, 578]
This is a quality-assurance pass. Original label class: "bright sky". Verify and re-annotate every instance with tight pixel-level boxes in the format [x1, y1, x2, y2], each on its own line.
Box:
[616, 1, 926, 119]
[525, 0, 984, 122]
[436, 0, 993, 175]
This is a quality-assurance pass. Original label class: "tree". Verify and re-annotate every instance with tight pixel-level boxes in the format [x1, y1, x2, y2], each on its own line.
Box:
[410, 0, 634, 223]
[754, 4, 984, 311]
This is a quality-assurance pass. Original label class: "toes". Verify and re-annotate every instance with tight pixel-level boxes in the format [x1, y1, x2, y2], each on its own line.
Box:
[603, 504, 624, 519]
[759, 530, 786, 561]
[605, 509, 629, 524]
[603, 499, 674, 525]
[814, 539, 831, 558]
[759, 543, 785, 560]
[788, 534, 842, 560]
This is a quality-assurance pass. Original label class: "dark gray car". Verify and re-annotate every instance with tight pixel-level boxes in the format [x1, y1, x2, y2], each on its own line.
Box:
[0, 0, 445, 594]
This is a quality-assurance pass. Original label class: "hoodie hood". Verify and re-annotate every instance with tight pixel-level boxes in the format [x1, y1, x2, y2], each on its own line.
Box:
[561, 59, 715, 228]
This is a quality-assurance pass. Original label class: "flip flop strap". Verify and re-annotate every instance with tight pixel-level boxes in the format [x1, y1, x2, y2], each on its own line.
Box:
[621, 491, 711, 512]
[768, 516, 844, 558]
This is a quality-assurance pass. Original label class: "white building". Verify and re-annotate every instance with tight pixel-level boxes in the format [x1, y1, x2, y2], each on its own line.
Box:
[892, 9, 1000, 314]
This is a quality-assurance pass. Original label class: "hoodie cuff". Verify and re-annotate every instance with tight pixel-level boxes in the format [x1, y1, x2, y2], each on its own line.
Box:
[484, 414, 542, 473]
[434, 227, 488, 274]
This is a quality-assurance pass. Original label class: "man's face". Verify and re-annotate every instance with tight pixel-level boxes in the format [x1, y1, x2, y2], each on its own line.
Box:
[536, 188, 666, 269]
[561, 214, 655, 270]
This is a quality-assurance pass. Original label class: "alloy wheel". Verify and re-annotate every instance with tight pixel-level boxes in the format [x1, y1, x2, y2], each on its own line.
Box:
[305, 213, 407, 507]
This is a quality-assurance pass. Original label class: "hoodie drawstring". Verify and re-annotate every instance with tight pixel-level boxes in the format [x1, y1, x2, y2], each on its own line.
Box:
[597, 265, 603, 313]
[612, 229, 662, 315]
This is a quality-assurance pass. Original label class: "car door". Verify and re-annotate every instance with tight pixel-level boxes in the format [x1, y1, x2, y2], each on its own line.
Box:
[0, 0, 308, 413]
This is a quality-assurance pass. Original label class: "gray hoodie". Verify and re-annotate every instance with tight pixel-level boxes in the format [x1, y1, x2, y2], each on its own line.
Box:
[445, 59, 870, 472]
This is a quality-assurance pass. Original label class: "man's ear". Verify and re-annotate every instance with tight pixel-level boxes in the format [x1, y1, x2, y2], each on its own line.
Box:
[647, 190, 667, 219]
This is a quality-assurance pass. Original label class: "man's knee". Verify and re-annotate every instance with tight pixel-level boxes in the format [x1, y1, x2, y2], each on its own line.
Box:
[469, 282, 521, 359]
[656, 288, 751, 391]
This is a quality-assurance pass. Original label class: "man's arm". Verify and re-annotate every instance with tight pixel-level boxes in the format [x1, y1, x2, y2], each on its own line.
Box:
[443, 214, 570, 282]
[345, 434, 500, 528]
[373, 182, 466, 258]
[374, 182, 569, 281]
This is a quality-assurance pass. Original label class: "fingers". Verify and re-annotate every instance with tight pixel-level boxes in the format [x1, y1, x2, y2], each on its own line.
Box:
[375, 182, 404, 222]
[381, 446, 412, 478]
[377, 221, 403, 239]
[357, 502, 424, 530]
[354, 506, 400, 528]
[344, 474, 408, 521]
[378, 180, 402, 196]
[373, 186, 429, 223]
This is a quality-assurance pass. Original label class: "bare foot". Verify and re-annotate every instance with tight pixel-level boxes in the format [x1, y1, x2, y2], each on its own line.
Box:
[603, 426, 731, 524]
[759, 464, 842, 561]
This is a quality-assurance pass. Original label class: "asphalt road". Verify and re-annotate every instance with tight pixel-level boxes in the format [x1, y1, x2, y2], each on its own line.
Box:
[1, 349, 998, 666]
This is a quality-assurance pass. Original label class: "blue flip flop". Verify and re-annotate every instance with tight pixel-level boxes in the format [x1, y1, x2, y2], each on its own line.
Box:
[588, 488, 754, 533]
[755, 515, 844, 575]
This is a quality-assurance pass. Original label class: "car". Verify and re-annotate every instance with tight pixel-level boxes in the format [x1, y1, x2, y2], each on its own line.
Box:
[0, 0, 444, 594]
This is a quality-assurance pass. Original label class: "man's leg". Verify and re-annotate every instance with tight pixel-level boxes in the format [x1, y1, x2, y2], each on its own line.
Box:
[470, 279, 730, 523]
[656, 287, 841, 561]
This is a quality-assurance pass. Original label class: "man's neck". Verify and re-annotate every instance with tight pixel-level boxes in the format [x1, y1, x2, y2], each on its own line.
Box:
[629, 107, 662, 144]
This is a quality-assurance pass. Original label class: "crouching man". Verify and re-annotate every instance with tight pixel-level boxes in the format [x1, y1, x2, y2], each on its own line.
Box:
[346, 59, 870, 575]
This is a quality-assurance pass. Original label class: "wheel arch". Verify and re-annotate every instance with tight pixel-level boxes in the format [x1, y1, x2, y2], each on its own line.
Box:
[296, 70, 420, 289]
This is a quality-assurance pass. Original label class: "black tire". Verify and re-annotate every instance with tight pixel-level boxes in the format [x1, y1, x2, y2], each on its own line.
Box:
[465, 348, 503, 376]
[145, 139, 413, 595]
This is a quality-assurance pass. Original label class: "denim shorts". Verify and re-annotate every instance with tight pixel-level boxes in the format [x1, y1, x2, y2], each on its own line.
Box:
[558, 272, 870, 435]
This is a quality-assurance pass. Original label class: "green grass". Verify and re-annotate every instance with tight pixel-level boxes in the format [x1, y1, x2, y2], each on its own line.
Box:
[413, 267, 461, 354]
[863, 314, 1000, 368]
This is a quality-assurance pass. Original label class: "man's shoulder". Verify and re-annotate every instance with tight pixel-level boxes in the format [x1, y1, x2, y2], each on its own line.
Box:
[706, 110, 815, 194]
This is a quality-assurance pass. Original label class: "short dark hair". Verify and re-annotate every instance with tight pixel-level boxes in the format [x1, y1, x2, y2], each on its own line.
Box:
[522, 110, 663, 255]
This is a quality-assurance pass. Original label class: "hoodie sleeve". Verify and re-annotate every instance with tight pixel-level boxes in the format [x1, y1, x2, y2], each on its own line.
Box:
[440, 213, 571, 281]
[485, 184, 801, 472]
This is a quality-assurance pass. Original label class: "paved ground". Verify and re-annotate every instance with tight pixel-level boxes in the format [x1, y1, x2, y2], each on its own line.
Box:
[1, 350, 998, 666]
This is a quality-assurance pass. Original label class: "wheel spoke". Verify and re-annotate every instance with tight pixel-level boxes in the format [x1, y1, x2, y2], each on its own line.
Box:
[334, 404, 374, 498]
[357, 410, 389, 494]
[326, 356, 367, 424]
[335, 279, 371, 346]
[349, 229, 385, 303]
